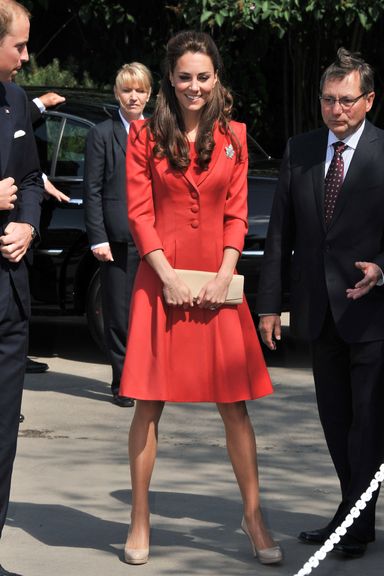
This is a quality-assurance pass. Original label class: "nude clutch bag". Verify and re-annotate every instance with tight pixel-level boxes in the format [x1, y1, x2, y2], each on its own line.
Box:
[174, 269, 244, 305]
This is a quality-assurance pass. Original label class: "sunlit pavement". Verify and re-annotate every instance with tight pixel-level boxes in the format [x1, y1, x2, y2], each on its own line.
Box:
[1, 315, 382, 576]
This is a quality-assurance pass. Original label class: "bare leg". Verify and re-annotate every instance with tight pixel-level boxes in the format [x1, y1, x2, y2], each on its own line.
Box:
[217, 401, 276, 550]
[126, 400, 165, 550]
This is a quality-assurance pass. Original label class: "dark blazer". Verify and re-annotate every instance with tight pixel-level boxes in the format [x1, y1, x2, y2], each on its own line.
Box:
[257, 120, 384, 343]
[29, 98, 42, 124]
[0, 82, 44, 321]
[84, 110, 131, 244]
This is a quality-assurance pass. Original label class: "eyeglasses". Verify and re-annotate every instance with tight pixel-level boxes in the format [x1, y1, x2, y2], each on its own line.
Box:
[319, 93, 367, 109]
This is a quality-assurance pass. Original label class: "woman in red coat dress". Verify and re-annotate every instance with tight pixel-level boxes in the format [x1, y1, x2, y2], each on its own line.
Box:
[121, 31, 282, 566]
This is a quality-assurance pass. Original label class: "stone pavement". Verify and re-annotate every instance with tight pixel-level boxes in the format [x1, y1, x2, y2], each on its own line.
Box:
[0, 316, 382, 575]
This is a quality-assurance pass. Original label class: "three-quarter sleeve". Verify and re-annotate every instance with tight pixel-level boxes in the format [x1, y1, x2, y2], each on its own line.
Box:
[223, 122, 248, 253]
[126, 121, 164, 258]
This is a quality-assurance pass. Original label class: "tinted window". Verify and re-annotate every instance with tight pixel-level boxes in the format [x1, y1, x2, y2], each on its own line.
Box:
[55, 120, 89, 178]
[33, 115, 62, 176]
[247, 177, 277, 219]
[247, 134, 271, 168]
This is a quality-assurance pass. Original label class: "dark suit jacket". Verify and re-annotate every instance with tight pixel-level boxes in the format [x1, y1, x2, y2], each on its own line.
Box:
[256, 120, 384, 343]
[84, 110, 132, 245]
[0, 82, 44, 321]
[29, 99, 42, 124]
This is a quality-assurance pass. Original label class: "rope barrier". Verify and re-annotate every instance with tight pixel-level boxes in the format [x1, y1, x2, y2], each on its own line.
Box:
[293, 463, 384, 576]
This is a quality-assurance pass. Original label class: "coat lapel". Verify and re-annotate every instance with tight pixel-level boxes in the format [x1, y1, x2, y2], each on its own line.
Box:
[182, 124, 228, 192]
[112, 111, 127, 154]
[311, 128, 328, 232]
[328, 122, 377, 230]
[196, 125, 227, 187]
[0, 83, 13, 177]
[181, 155, 199, 193]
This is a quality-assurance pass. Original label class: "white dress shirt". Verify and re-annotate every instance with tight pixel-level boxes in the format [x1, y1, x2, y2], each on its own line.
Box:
[325, 120, 365, 179]
[260, 120, 382, 316]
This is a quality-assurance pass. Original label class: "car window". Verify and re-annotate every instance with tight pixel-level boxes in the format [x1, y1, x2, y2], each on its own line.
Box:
[247, 133, 271, 168]
[55, 119, 89, 178]
[247, 177, 277, 220]
[33, 115, 63, 176]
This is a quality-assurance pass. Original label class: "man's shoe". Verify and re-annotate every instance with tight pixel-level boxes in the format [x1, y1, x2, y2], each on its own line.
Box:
[26, 357, 49, 373]
[333, 534, 367, 558]
[298, 526, 331, 545]
[0, 564, 22, 576]
[112, 393, 135, 408]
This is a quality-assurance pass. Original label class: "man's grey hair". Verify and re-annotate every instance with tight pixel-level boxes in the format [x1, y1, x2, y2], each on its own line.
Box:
[320, 47, 374, 94]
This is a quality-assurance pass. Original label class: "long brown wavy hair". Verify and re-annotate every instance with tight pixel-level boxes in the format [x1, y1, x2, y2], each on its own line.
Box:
[147, 30, 240, 171]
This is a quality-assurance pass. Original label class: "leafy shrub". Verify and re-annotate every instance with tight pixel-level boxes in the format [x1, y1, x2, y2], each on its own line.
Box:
[17, 54, 96, 88]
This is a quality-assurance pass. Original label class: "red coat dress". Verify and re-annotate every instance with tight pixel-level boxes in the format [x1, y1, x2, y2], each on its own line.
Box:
[119, 120, 273, 402]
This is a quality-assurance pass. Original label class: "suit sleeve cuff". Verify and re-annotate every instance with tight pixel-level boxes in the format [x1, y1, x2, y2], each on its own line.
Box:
[33, 97, 46, 113]
[91, 242, 110, 250]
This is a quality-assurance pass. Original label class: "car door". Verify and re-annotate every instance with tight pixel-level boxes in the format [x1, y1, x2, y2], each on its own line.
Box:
[30, 112, 93, 310]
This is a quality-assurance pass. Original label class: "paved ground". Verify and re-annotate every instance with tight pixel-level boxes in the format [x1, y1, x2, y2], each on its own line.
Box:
[0, 315, 382, 575]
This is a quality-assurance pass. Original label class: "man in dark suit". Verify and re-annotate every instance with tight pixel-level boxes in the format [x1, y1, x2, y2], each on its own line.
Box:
[0, 2, 44, 575]
[257, 48, 384, 558]
[84, 63, 152, 407]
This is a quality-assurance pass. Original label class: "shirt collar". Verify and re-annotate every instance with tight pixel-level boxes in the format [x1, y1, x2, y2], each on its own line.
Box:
[118, 109, 130, 133]
[327, 120, 366, 151]
[118, 109, 144, 133]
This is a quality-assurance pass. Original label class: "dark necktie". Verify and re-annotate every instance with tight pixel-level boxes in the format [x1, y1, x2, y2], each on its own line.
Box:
[324, 141, 347, 225]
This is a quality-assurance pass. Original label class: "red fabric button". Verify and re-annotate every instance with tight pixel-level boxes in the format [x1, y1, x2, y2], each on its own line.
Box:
[191, 220, 199, 228]
[191, 204, 199, 213]
[190, 191, 198, 199]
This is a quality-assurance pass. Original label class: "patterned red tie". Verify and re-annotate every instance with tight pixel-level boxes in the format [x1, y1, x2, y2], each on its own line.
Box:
[324, 141, 347, 225]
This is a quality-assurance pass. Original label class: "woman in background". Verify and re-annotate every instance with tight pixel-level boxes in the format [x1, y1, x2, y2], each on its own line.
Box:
[84, 63, 152, 407]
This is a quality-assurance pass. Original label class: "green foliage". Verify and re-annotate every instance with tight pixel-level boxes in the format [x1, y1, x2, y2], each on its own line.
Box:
[78, 0, 134, 28]
[178, 0, 384, 37]
[169, 0, 384, 149]
[16, 54, 97, 88]
[24, 0, 384, 153]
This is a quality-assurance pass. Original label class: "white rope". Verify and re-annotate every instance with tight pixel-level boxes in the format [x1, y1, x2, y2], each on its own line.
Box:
[293, 463, 384, 576]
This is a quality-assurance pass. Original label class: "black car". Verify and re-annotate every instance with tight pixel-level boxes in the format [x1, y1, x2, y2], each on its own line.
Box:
[26, 88, 280, 349]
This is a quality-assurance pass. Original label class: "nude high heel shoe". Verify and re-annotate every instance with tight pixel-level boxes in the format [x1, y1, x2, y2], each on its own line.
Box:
[241, 517, 283, 565]
[124, 529, 150, 565]
[124, 545, 149, 565]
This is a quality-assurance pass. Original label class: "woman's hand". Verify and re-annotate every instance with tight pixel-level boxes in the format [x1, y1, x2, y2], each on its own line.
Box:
[195, 247, 239, 310]
[162, 273, 194, 309]
[144, 249, 194, 308]
[196, 274, 231, 310]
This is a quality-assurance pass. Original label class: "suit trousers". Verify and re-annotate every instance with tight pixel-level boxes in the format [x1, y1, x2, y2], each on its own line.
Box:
[311, 307, 384, 542]
[100, 242, 139, 395]
[0, 284, 28, 536]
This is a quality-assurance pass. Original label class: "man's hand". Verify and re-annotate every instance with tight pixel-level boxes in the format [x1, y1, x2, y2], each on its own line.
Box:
[38, 92, 65, 108]
[44, 178, 70, 202]
[0, 222, 33, 262]
[92, 245, 114, 262]
[0, 177, 17, 211]
[258, 314, 282, 350]
[346, 261, 383, 300]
